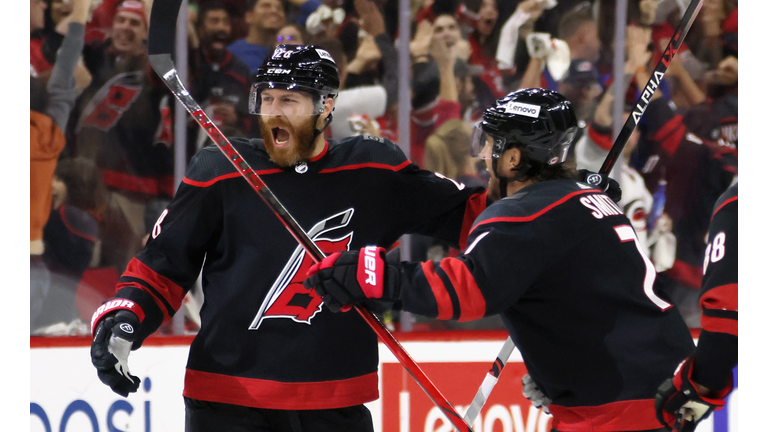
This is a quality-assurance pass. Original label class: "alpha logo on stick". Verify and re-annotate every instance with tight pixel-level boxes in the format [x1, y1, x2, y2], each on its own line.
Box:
[502, 101, 540, 118]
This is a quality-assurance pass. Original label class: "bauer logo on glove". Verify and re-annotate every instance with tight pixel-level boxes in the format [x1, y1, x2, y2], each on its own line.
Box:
[304, 247, 401, 313]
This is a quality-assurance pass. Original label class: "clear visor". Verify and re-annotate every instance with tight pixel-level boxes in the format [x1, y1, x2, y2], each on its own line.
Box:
[469, 121, 504, 160]
[249, 83, 324, 117]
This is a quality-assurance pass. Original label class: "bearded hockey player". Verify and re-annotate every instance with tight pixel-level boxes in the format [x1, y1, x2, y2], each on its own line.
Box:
[305, 88, 696, 432]
[90, 44, 489, 432]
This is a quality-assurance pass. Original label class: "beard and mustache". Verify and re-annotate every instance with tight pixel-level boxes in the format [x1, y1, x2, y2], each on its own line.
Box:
[259, 115, 319, 167]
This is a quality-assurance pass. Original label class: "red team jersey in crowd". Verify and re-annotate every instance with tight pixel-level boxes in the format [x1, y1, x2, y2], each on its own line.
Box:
[110, 135, 488, 410]
[392, 179, 694, 430]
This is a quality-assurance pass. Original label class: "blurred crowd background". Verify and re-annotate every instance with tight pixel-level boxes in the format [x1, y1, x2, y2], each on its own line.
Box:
[30, 0, 737, 336]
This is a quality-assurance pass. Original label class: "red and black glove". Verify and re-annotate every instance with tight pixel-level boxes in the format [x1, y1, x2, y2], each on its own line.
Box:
[303, 246, 401, 313]
[655, 357, 733, 431]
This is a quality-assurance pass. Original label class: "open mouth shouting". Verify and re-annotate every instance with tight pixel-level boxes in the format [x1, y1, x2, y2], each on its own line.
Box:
[271, 126, 291, 147]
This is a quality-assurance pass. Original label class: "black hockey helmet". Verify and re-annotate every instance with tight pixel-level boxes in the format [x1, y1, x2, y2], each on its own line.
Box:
[250, 44, 340, 116]
[471, 88, 578, 167]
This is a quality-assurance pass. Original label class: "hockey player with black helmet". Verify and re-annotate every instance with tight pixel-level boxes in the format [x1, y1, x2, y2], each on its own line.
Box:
[89, 45, 491, 432]
[305, 88, 696, 431]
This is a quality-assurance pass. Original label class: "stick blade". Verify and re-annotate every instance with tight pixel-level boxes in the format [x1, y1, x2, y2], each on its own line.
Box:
[147, 0, 183, 56]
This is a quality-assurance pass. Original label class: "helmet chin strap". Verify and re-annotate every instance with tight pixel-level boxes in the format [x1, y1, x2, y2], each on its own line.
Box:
[312, 96, 334, 141]
[312, 113, 332, 141]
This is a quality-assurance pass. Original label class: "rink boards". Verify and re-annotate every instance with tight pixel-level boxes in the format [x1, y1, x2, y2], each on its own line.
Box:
[30, 332, 737, 432]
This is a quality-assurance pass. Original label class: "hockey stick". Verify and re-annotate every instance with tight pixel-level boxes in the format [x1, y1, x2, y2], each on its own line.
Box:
[463, 337, 516, 425]
[146, 1, 472, 431]
[597, 0, 703, 176]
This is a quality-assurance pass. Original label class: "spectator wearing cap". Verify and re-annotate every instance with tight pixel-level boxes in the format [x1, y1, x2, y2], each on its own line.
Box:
[65, 0, 174, 272]
[557, 58, 602, 123]
[227, 0, 323, 73]
[109, 0, 149, 58]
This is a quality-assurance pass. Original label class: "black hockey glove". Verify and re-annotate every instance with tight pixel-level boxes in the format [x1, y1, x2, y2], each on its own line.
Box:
[91, 304, 143, 397]
[521, 374, 551, 414]
[577, 169, 622, 203]
[655, 357, 733, 432]
[303, 246, 401, 313]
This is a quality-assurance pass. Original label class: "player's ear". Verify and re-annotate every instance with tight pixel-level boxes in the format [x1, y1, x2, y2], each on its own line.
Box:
[503, 147, 523, 173]
[323, 96, 335, 117]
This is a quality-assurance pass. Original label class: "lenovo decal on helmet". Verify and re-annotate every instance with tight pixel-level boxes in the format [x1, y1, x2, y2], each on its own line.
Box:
[502, 101, 541, 118]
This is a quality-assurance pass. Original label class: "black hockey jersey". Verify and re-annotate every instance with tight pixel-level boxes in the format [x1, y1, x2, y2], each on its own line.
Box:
[112, 135, 488, 410]
[692, 183, 737, 391]
[395, 179, 694, 431]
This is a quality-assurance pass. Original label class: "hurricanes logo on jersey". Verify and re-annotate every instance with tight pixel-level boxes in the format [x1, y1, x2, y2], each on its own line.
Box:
[249, 209, 355, 330]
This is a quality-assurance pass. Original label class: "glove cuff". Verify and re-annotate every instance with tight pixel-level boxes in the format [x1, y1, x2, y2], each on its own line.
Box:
[91, 298, 146, 337]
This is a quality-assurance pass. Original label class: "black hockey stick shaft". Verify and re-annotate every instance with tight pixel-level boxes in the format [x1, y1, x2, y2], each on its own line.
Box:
[147, 2, 473, 431]
[598, 0, 703, 176]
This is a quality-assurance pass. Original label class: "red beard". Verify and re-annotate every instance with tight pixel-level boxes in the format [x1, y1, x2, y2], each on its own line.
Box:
[259, 115, 318, 167]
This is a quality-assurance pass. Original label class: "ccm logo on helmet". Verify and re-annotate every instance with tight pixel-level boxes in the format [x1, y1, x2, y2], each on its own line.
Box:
[363, 246, 378, 286]
[503, 101, 541, 118]
[267, 68, 291, 74]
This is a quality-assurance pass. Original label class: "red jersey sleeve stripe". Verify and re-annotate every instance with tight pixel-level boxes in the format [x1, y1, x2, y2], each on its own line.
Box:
[420, 260, 454, 320]
[439, 258, 486, 322]
[182, 169, 283, 187]
[472, 190, 593, 231]
[460, 191, 488, 250]
[120, 258, 187, 324]
[700, 283, 738, 313]
[320, 160, 410, 173]
[712, 196, 738, 220]
[700, 315, 738, 336]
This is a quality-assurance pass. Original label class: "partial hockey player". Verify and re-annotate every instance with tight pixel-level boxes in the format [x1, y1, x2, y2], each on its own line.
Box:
[655, 183, 738, 431]
[89, 45, 489, 432]
[304, 88, 695, 432]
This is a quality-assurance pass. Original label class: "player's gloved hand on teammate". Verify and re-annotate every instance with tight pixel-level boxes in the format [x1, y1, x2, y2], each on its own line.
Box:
[91, 307, 142, 397]
[521, 374, 551, 414]
[577, 169, 622, 203]
[654, 357, 733, 432]
[303, 246, 401, 313]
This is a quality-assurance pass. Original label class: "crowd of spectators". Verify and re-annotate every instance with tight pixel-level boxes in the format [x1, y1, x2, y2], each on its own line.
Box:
[30, 0, 738, 335]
